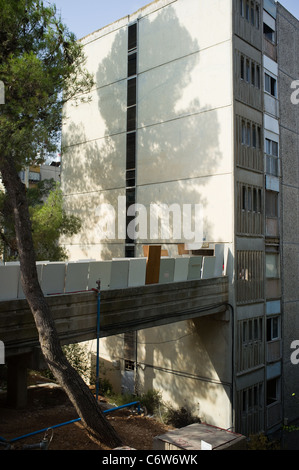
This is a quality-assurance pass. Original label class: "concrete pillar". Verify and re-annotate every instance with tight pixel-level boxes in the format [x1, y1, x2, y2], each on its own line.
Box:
[6, 355, 29, 409]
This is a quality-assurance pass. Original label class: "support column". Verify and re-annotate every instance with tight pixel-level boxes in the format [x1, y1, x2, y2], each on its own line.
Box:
[6, 354, 30, 408]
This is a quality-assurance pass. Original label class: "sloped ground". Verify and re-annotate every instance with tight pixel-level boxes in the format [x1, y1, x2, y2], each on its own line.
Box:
[0, 383, 173, 450]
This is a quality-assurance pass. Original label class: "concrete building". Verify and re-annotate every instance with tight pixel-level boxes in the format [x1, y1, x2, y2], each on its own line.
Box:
[61, 0, 299, 437]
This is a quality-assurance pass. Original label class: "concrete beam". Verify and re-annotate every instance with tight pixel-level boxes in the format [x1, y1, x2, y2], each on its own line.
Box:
[1, 277, 228, 357]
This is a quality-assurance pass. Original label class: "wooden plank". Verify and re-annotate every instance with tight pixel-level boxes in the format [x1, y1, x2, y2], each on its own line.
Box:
[145, 245, 161, 284]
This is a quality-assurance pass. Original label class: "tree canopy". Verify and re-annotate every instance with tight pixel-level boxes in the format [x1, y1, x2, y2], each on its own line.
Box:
[0, 180, 81, 261]
[0, 0, 93, 168]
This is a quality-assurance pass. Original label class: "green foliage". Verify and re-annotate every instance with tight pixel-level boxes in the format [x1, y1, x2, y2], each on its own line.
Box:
[62, 343, 90, 382]
[30, 182, 81, 261]
[43, 343, 90, 382]
[0, 180, 81, 261]
[140, 389, 163, 415]
[163, 405, 201, 428]
[0, 0, 93, 260]
[0, 0, 94, 166]
[247, 433, 280, 450]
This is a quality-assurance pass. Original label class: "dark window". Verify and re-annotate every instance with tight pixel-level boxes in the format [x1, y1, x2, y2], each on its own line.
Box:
[267, 378, 279, 405]
[251, 63, 255, 85]
[125, 245, 135, 258]
[126, 169, 135, 188]
[251, 3, 254, 25]
[256, 5, 260, 29]
[242, 186, 247, 211]
[126, 132, 136, 169]
[128, 23, 137, 51]
[126, 188, 135, 207]
[263, 23, 275, 42]
[266, 191, 278, 217]
[127, 78, 136, 107]
[256, 65, 260, 88]
[246, 1, 250, 21]
[241, 56, 244, 79]
[128, 52, 137, 77]
[246, 60, 250, 82]
[127, 106, 136, 132]
[265, 73, 276, 96]
[240, 0, 244, 16]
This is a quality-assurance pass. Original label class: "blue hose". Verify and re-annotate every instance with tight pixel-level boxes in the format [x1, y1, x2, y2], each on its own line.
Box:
[95, 286, 101, 401]
[2, 401, 141, 444]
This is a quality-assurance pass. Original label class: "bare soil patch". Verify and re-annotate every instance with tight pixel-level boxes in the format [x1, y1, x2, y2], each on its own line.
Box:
[0, 380, 173, 451]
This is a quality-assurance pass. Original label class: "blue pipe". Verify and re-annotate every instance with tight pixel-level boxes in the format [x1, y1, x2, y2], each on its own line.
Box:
[95, 284, 101, 401]
[3, 401, 141, 444]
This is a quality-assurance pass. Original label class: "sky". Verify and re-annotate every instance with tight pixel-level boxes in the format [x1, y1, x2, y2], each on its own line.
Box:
[47, 0, 299, 40]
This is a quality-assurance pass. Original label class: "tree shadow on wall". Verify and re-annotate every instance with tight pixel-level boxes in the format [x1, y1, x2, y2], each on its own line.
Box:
[87, 5, 231, 423]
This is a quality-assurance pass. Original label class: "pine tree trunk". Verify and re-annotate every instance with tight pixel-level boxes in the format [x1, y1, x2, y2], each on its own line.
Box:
[0, 157, 123, 448]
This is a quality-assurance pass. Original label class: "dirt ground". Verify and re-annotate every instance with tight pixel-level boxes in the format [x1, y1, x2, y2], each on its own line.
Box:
[0, 380, 173, 451]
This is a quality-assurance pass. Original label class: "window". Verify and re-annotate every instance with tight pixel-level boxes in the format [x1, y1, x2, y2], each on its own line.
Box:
[242, 318, 263, 344]
[252, 126, 257, 148]
[266, 191, 279, 217]
[256, 65, 260, 88]
[247, 123, 251, 146]
[241, 55, 245, 79]
[126, 169, 135, 188]
[251, 63, 255, 86]
[251, 2, 255, 25]
[265, 138, 278, 157]
[125, 245, 135, 258]
[242, 121, 246, 145]
[246, 1, 250, 21]
[266, 253, 280, 278]
[240, 0, 244, 16]
[246, 60, 250, 83]
[267, 317, 280, 341]
[265, 138, 279, 176]
[263, 23, 275, 42]
[128, 23, 137, 51]
[265, 73, 277, 97]
[28, 171, 41, 182]
[237, 251, 264, 303]
[126, 132, 136, 169]
[127, 106, 136, 132]
[266, 377, 280, 406]
[256, 5, 260, 29]
[253, 188, 261, 213]
[127, 78, 136, 107]
[128, 52, 137, 77]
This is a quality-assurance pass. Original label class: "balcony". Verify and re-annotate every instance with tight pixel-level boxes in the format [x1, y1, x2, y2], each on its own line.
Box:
[264, 37, 277, 62]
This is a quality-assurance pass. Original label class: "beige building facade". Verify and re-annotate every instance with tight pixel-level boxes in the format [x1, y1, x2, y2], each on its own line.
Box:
[61, 0, 299, 437]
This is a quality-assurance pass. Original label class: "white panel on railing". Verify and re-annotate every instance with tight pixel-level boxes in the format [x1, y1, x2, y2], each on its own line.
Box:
[65, 262, 89, 293]
[128, 258, 146, 287]
[187, 256, 202, 280]
[159, 258, 175, 284]
[40, 262, 66, 295]
[0, 264, 20, 300]
[173, 257, 189, 282]
[214, 244, 224, 277]
[202, 257, 216, 279]
[88, 260, 112, 291]
[110, 259, 129, 289]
